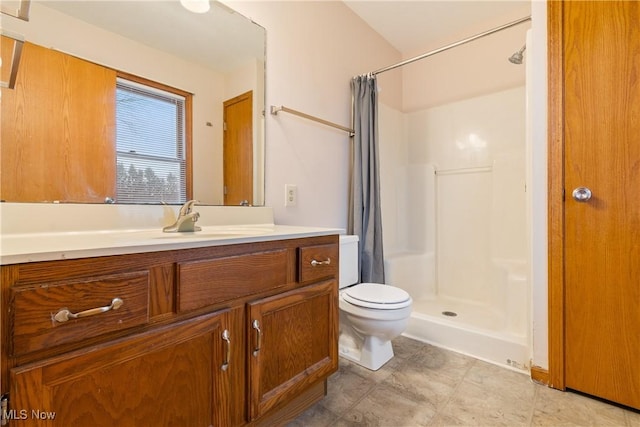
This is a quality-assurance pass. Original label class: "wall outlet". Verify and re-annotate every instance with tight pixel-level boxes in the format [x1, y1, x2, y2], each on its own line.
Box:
[285, 184, 297, 207]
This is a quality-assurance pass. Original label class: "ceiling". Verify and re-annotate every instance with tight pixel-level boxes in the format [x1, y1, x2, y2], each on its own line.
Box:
[39, 1, 265, 73]
[343, 1, 531, 55]
[39, 1, 531, 72]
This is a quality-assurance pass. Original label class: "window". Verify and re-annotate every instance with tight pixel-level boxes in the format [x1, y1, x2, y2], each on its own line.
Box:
[115, 76, 191, 204]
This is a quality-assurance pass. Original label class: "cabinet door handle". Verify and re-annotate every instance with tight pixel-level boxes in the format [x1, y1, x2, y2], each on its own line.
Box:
[53, 297, 124, 323]
[310, 258, 331, 267]
[252, 319, 261, 357]
[221, 329, 231, 371]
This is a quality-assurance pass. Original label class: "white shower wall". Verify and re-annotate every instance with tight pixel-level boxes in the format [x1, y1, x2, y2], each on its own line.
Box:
[380, 86, 530, 368]
[382, 86, 526, 257]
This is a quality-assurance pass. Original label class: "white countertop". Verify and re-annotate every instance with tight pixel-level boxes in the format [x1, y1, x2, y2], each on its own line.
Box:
[0, 203, 343, 265]
[0, 224, 343, 265]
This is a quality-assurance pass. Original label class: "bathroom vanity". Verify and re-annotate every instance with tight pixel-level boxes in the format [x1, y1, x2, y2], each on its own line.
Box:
[0, 213, 340, 426]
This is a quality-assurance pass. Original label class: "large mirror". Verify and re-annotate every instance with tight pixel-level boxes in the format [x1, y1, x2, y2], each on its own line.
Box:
[0, 0, 265, 206]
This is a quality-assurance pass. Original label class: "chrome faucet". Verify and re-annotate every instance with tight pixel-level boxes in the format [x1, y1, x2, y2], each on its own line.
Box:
[163, 200, 201, 232]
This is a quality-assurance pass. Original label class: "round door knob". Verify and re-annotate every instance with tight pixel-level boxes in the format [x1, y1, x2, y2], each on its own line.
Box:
[572, 187, 592, 202]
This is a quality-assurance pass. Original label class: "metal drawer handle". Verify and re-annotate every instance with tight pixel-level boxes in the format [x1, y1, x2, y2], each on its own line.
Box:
[311, 258, 331, 267]
[53, 297, 124, 323]
[252, 319, 261, 357]
[221, 329, 231, 371]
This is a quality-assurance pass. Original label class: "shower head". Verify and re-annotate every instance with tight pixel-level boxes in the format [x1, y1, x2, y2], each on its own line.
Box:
[509, 45, 526, 64]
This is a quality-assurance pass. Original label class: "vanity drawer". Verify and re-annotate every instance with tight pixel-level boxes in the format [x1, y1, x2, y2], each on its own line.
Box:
[10, 271, 150, 356]
[298, 244, 338, 283]
[177, 249, 289, 312]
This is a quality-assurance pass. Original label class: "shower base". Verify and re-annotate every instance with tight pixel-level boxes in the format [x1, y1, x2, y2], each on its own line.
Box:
[403, 297, 530, 372]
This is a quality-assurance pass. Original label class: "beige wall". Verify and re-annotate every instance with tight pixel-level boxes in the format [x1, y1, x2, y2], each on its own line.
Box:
[223, 1, 402, 228]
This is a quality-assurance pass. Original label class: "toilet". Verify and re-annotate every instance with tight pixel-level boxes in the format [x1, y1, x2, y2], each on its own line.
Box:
[338, 235, 412, 370]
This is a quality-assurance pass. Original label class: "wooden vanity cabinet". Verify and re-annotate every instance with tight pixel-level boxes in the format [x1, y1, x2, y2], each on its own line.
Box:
[0, 235, 339, 426]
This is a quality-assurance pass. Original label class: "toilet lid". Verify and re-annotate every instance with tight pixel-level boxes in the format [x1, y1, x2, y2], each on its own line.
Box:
[342, 283, 412, 310]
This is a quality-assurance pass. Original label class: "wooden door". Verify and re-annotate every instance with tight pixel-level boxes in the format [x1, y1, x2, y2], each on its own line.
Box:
[247, 280, 338, 420]
[1, 41, 116, 203]
[561, 1, 640, 409]
[223, 91, 253, 205]
[9, 312, 231, 426]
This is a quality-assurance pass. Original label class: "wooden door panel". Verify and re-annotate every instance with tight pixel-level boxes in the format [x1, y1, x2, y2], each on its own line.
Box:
[247, 280, 338, 420]
[1, 42, 116, 203]
[563, 1, 640, 409]
[223, 91, 253, 205]
[10, 312, 230, 426]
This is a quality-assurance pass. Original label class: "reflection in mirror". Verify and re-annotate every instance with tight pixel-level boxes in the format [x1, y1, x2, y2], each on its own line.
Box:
[0, 0, 265, 206]
[0, 0, 31, 21]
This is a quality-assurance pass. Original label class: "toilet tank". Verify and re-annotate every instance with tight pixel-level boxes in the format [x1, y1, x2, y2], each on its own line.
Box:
[339, 235, 359, 289]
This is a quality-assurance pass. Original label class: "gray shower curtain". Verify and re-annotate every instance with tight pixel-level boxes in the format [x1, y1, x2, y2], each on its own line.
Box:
[349, 74, 385, 283]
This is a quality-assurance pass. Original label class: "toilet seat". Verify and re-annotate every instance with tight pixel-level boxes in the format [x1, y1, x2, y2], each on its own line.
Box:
[342, 283, 411, 310]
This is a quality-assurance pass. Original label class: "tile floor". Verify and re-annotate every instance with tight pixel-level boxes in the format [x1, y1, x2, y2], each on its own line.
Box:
[289, 336, 640, 427]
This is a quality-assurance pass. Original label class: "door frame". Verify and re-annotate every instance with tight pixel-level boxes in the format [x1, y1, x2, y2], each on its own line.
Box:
[547, 0, 566, 390]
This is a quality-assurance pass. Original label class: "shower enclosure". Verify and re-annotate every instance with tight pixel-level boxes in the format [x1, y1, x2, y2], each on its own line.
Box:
[380, 86, 530, 370]
[364, 11, 532, 370]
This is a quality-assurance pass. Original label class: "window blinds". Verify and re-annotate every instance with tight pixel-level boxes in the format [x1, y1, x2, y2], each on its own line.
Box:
[115, 78, 187, 204]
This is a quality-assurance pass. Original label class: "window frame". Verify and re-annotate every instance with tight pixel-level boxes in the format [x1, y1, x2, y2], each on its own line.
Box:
[115, 71, 193, 203]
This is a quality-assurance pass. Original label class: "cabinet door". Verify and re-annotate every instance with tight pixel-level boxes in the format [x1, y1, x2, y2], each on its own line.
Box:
[247, 280, 338, 420]
[10, 312, 231, 427]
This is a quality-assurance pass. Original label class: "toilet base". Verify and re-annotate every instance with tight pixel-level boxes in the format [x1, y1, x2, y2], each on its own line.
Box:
[338, 334, 394, 371]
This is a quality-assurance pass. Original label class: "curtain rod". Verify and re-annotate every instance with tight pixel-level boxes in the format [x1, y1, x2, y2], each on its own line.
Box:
[270, 105, 355, 137]
[371, 15, 531, 76]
